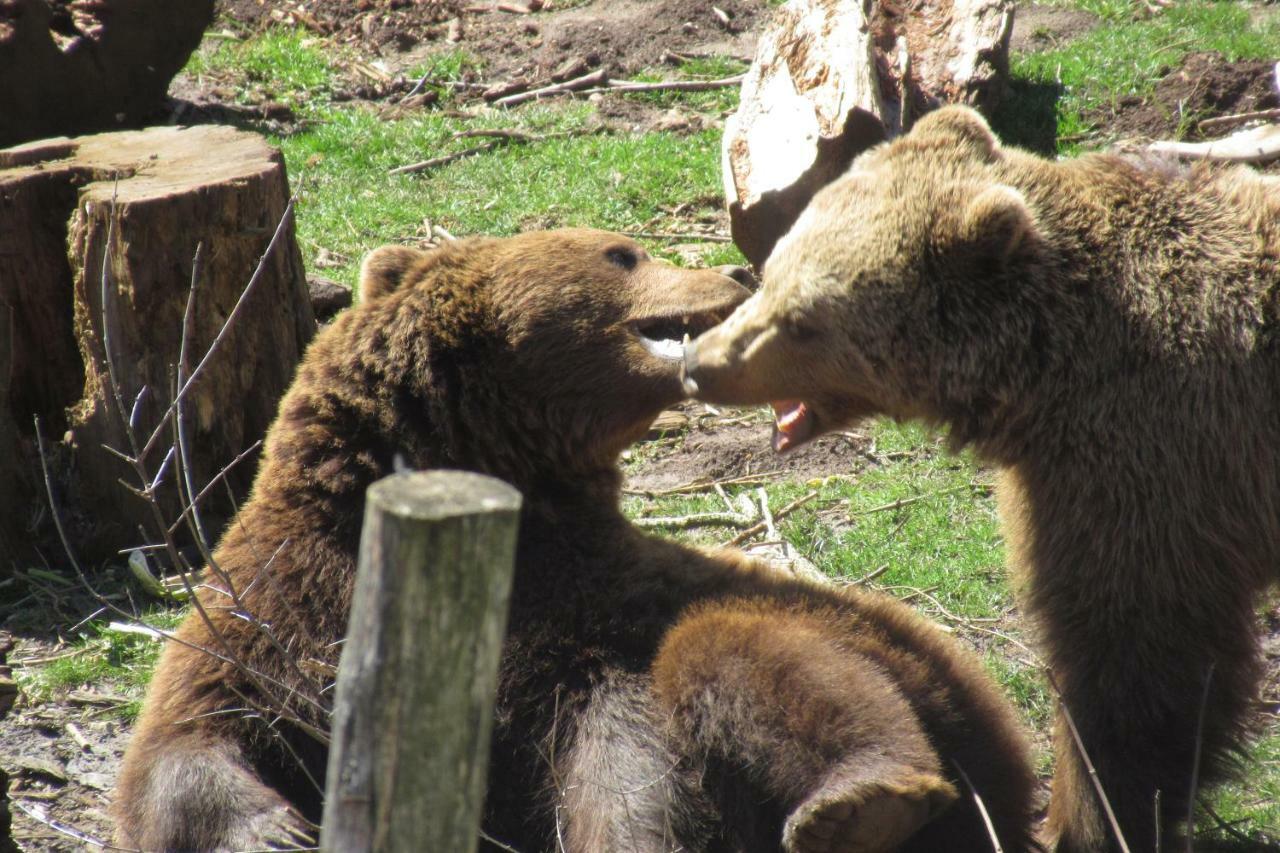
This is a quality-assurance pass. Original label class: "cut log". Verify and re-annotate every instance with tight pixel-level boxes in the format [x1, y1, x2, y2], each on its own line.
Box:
[723, 0, 1014, 269]
[0, 0, 214, 147]
[0, 126, 315, 564]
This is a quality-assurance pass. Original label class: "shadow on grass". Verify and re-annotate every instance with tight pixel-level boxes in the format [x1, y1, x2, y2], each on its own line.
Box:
[990, 79, 1064, 156]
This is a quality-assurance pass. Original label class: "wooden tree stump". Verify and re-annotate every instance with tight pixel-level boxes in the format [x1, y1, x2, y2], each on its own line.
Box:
[724, 0, 1014, 269]
[0, 126, 315, 564]
[323, 471, 521, 853]
[0, 0, 214, 147]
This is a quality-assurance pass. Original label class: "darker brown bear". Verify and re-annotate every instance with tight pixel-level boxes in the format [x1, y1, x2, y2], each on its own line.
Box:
[114, 229, 1037, 852]
[684, 106, 1280, 852]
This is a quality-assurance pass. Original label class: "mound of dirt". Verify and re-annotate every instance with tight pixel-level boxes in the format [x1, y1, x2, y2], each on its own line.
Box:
[1105, 51, 1280, 142]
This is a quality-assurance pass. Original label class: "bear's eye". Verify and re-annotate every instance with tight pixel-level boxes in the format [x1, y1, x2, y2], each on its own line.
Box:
[605, 247, 638, 270]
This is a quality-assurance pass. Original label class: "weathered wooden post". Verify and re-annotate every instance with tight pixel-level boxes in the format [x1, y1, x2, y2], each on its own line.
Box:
[322, 470, 522, 852]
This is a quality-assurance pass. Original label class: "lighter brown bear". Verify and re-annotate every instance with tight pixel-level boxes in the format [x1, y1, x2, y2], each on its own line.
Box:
[114, 229, 1037, 852]
[683, 106, 1280, 852]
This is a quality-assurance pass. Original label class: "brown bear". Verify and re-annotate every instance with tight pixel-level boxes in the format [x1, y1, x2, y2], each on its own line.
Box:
[114, 228, 1038, 852]
[682, 105, 1280, 852]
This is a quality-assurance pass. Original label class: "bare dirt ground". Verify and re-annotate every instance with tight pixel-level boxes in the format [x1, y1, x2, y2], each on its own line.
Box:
[4, 0, 1280, 849]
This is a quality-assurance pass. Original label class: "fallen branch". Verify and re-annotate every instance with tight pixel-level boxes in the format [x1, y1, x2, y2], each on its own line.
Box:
[848, 483, 990, 518]
[1197, 108, 1280, 134]
[633, 509, 756, 530]
[1149, 123, 1280, 164]
[623, 470, 783, 498]
[493, 68, 608, 108]
[618, 230, 734, 243]
[724, 490, 820, 547]
[581, 75, 745, 96]
[389, 129, 596, 175]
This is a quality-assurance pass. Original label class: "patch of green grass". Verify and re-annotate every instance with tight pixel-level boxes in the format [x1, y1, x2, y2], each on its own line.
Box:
[185, 28, 341, 109]
[995, 0, 1280, 151]
[1197, 731, 1280, 846]
[282, 103, 728, 285]
[405, 48, 486, 99]
[17, 609, 186, 720]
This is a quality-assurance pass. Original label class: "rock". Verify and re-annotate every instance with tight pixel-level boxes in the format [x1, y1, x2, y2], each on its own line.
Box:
[308, 274, 355, 322]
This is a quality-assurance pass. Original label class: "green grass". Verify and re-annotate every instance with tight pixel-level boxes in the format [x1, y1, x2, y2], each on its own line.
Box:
[184, 28, 342, 109]
[995, 0, 1280, 151]
[16, 610, 186, 720]
[283, 104, 728, 284]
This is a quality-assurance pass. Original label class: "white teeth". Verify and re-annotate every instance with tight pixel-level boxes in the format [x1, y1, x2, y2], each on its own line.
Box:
[682, 315, 690, 326]
[682, 332, 691, 346]
[682, 374, 699, 396]
[639, 335, 684, 361]
[777, 408, 803, 430]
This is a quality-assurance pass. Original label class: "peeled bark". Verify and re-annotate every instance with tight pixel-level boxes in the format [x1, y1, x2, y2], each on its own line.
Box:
[0, 0, 214, 146]
[0, 126, 315, 563]
[724, 0, 1014, 269]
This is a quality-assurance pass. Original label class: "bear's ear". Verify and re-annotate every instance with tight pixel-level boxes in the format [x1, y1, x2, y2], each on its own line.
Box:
[359, 245, 431, 302]
[910, 106, 1001, 163]
[959, 184, 1036, 261]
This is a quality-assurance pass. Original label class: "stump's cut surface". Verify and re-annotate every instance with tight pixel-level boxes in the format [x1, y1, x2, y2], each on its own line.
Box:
[724, 0, 1014, 269]
[0, 125, 315, 563]
[0, 0, 214, 147]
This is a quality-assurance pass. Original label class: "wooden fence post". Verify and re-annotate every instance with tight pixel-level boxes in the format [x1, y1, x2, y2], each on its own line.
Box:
[321, 470, 522, 852]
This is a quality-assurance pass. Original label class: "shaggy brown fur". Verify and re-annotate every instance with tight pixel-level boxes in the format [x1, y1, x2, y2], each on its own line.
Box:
[684, 106, 1280, 852]
[114, 228, 1037, 852]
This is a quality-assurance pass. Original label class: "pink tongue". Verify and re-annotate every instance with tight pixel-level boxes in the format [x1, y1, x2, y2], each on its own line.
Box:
[770, 400, 812, 453]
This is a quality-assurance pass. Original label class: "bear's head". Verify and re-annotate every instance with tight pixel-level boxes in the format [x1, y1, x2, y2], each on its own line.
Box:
[683, 107, 1047, 452]
[358, 228, 752, 476]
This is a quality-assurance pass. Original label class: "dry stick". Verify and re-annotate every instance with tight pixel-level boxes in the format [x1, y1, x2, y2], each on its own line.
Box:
[849, 483, 988, 517]
[724, 490, 820, 547]
[618, 230, 733, 243]
[634, 509, 754, 530]
[846, 563, 890, 586]
[1197, 108, 1280, 133]
[579, 74, 745, 96]
[951, 760, 1003, 853]
[1185, 661, 1216, 853]
[622, 470, 783, 498]
[140, 199, 297, 464]
[10, 800, 138, 853]
[389, 129, 593, 176]
[1047, 672, 1133, 853]
[493, 68, 608, 108]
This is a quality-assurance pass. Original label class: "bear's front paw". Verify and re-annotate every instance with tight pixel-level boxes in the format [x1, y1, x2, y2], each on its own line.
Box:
[242, 804, 319, 852]
[782, 772, 957, 853]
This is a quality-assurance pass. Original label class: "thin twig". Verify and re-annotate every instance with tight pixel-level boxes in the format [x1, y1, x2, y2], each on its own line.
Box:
[634, 510, 755, 530]
[617, 230, 733, 243]
[141, 199, 297, 462]
[622, 470, 782, 497]
[1047, 672, 1132, 853]
[1197, 108, 1280, 133]
[1186, 661, 1216, 852]
[849, 483, 989, 517]
[580, 74, 745, 96]
[389, 129, 595, 176]
[723, 490, 820, 547]
[493, 68, 608, 108]
[952, 760, 1003, 853]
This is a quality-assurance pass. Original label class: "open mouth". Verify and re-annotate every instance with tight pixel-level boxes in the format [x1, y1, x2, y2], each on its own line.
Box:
[633, 309, 731, 362]
[771, 400, 816, 453]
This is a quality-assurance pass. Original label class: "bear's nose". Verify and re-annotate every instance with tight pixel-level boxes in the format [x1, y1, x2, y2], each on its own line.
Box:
[713, 265, 757, 290]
